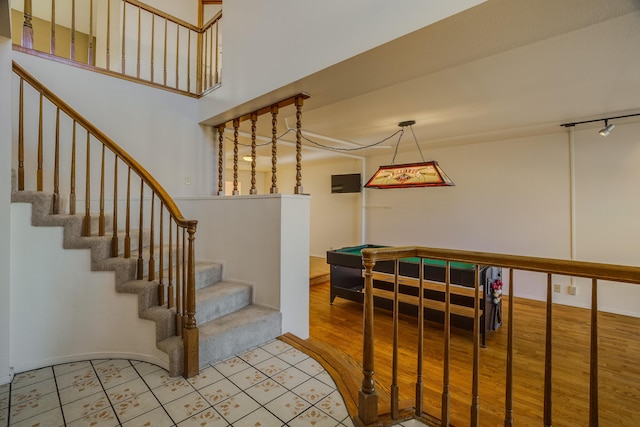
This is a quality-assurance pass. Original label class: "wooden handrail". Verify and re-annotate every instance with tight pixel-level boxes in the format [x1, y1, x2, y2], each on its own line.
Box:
[125, 0, 200, 32]
[201, 11, 223, 32]
[362, 246, 640, 284]
[12, 61, 195, 230]
[358, 245, 640, 426]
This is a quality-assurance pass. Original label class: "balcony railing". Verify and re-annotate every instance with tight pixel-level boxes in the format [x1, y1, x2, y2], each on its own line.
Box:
[356, 245, 640, 427]
[13, 0, 221, 96]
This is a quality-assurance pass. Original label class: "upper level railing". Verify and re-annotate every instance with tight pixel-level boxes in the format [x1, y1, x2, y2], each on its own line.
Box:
[357, 246, 640, 427]
[14, 0, 221, 96]
[12, 61, 200, 378]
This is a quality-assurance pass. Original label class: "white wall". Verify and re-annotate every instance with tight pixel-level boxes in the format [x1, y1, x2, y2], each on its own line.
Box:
[198, 0, 485, 122]
[0, 33, 12, 385]
[177, 194, 310, 339]
[279, 158, 365, 257]
[363, 123, 640, 316]
[12, 50, 216, 197]
[9, 203, 169, 374]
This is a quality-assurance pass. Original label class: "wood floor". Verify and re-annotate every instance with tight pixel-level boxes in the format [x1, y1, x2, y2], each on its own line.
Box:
[305, 280, 640, 427]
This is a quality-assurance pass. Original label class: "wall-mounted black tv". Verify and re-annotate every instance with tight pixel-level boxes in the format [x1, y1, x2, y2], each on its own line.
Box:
[331, 173, 361, 193]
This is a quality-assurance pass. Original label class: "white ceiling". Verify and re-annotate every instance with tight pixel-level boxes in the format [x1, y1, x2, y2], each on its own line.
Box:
[223, 0, 640, 169]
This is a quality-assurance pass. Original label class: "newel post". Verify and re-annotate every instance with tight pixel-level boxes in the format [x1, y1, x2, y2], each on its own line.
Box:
[183, 222, 199, 378]
[358, 255, 379, 426]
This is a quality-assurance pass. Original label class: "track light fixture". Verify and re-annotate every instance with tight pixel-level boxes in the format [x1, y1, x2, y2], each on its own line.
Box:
[598, 120, 615, 137]
[561, 112, 640, 136]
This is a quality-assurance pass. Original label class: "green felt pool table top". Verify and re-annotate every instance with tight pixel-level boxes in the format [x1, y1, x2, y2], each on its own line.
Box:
[333, 244, 476, 270]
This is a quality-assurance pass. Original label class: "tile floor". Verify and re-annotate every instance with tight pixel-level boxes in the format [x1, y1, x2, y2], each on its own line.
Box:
[0, 340, 428, 427]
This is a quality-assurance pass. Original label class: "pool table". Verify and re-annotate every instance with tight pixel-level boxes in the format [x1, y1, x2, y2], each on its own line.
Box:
[326, 244, 502, 347]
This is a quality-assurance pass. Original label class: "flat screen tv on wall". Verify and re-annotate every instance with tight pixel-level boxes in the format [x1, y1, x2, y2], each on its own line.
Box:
[331, 173, 361, 193]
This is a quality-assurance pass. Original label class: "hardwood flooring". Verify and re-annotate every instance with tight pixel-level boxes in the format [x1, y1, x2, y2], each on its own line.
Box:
[305, 281, 640, 426]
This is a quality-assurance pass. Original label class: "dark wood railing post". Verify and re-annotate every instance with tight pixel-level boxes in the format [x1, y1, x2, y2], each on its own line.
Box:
[217, 124, 225, 195]
[232, 119, 239, 195]
[504, 269, 514, 427]
[294, 96, 304, 194]
[470, 265, 481, 427]
[358, 256, 379, 426]
[22, 0, 34, 49]
[50, 0, 56, 55]
[589, 278, 599, 427]
[250, 113, 258, 195]
[270, 106, 279, 194]
[183, 222, 199, 378]
[544, 274, 553, 427]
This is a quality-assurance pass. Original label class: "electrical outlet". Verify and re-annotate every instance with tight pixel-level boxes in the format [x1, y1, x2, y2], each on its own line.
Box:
[554, 284, 561, 293]
[184, 176, 191, 185]
[569, 285, 577, 296]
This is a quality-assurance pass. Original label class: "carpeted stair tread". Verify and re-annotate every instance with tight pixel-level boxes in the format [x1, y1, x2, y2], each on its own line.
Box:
[198, 305, 282, 367]
[196, 282, 252, 325]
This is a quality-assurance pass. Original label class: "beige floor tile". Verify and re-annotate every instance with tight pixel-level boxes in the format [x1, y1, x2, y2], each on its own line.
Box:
[254, 357, 290, 377]
[66, 407, 119, 427]
[58, 377, 103, 405]
[10, 406, 64, 427]
[228, 368, 267, 390]
[278, 348, 309, 365]
[186, 366, 224, 390]
[272, 366, 311, 389]
[150, 377, 196, 405]
[212, 357, 250, 377]
[238, 347, 274, 366]
[199, 378, 240, 406]
[261, 340, 293, 356]
[106, 378, 150, 405]
[245, 378, 287, 406]
[295, 357, 325, 376]
[233, 407, 285, 427]
[292, 378, 335, 405]
[0, 407, 7, 427]
[141, 369, 174, 390]
[98, 366, 141, 390]
[176, 407, 228, 427]
[53, 361, 92, 377]
[10, 392, 61, 424]
[288, 406, 338, 427]
[131, 361, 163, 377]
[10, 378, 57, 406]
[316, 391, 349, 422]
[264, 391, 310, 424]
[121, 406, 175, 427]
[62, 390, 110, 423]
[162, 391, 211, 424]
[11, 368, 54, 390]
[0, 392, 7, 410]
[112, 390, 161, 423]
[55, 367, 97, 390]
[212, 392, 260, 424]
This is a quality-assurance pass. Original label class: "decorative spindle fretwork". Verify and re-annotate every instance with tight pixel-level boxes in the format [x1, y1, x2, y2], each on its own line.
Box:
[250, 113, 258, 195]
[217, 124, 225, 195]
[22, 0, 33, 49]
[232, 119, 239, 195]
[270, 106, 279, 194]
[294, 96, 304, 194]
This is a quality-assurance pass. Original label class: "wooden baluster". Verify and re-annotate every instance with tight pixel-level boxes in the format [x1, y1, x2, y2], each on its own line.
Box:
[390, 259, 399, 419]
[416, 258, 424, 416]
[217, 124, 225, 195]
[88, 0, 94, 65]
[150, 15, 155, 82]
[358, 257, 378, 425]
[83, 130, 91, 237]
[589, 278, 599, 427]
[168, 217, 174, 308]
[504, 269, 514, 427]
[442, 261, 451, 425]
[214, 23, 219, 84]
[163, 18, 168, 86]
[232, 119, 239, 195]
[183, 223, 199, 378]
[124, 167, 131, 258]
[250, 113, 257, 194]
[18, 79, 25, 191]
[187, 30, 191, 92]
[182, 229, 187, 326]
[158, 203, 164, 305]
[121, 1, 126, 74]
[294, 97, 304, 194]
[99, 145, 105, 236]
[470, 265, 481, 427]
[22, 0, 33, 49]
[137, 179, 144, 280]
[53, 108, 60, 213]
[270, 106, 278, 194]
[50, 0, 56, 55]
[70, 0, 76, 61]
[37, 94, 43, 191]
[106, 0, 111, 70]
[136, 7, 141, 78]
[111, 157, 119, 257]
[208, 26, 213, 86]
[544, 273, 553, 427]
[148, 194, 155, 281]
[175, 26, 180, 89]
[70, 121, 76, 213]
[196, 27, 203, 94]
[175, 223, 182, 334]
[203, 27, 208, 89]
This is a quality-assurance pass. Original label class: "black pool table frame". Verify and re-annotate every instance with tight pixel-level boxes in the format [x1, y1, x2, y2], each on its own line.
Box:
[326, 245, 502, 347]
